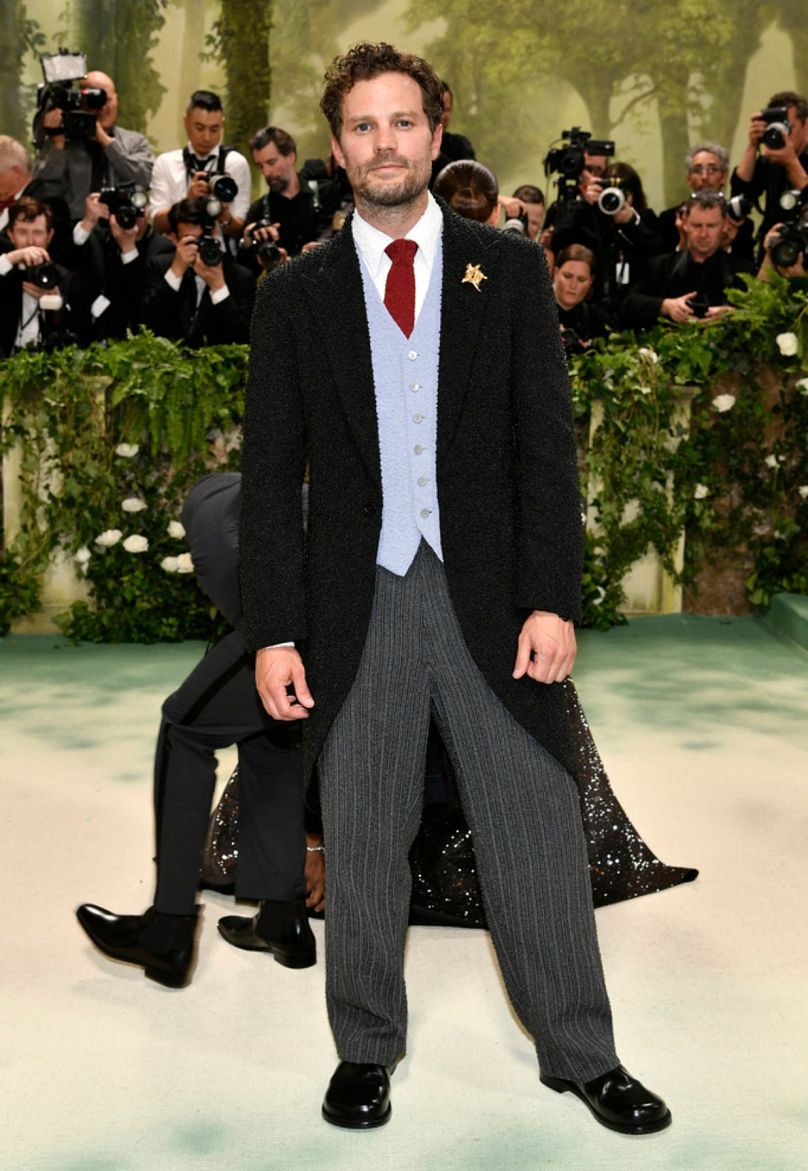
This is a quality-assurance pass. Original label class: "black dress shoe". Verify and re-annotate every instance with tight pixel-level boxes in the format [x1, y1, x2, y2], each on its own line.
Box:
[540, 1064, 671, 1134]
[75, 904, 198, 988]
[322, 1061, 393, 1129]
[217, 898, 316, 969]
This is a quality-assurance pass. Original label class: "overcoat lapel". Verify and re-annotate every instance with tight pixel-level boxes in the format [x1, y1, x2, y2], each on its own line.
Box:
[302, 225, 381, 487]
[437, 207, 499, 460]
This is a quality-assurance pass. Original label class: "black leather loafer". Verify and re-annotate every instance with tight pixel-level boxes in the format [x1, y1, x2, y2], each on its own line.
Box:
[540, 1064, 671, 1134]
[322, 1061, 393, 1129]
[76, 903, 198, 988]
[217, 898, 316, 969]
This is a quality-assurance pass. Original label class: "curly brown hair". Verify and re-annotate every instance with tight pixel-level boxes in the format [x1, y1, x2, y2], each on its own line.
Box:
[320, 42, 444, 138]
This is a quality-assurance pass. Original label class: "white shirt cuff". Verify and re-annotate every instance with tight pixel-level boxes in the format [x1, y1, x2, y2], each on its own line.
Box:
[90, 294, 111, 319]
[73, 223, 91, 245]
[164, 268, 183, 292]
[0, 254, 12, 277]
[120, 248, 138, 265]
[262, 642, 294, 649]
[210, 285, 230, 305]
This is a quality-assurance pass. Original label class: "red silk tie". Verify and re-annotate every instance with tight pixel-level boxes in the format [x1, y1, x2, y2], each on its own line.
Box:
[384, 238, 418, 337]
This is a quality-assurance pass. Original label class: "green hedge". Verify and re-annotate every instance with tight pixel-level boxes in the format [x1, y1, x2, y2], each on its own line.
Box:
[1, 274, 806, 642]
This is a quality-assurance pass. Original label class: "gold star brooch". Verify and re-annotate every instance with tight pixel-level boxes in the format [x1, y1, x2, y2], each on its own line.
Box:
[462, 262, 487, 292]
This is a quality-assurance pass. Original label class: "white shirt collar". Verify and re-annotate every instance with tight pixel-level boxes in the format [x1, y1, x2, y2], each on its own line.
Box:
[186, 143, 221, 163]
[352, 191, 443, 278]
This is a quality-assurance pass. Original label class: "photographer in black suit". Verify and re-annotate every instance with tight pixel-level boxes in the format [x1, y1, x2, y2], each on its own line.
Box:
[731, 90, 808, 252]
[141, 197, 255, 346]
[621, 193, 753, 331]
[0, 197, 89, 357]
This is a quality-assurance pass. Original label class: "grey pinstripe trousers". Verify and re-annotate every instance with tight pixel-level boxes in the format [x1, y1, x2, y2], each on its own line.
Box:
[318, 543, 619, 1080]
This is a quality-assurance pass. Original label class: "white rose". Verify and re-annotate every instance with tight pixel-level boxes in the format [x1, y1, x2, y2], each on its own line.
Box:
[74, 546, 92, 565]
[122, 497, 147, 513]
[167, 520, 186, 540]
[776, 332, 798, 357]
[161, 556, 180, 573]
[798, 486, 808, 499]
[712, 394, 736, 413]
[638, 385, 652, 395]
[593, 586, 606, 604]
[764, 454, 781, 469]
[694, 484, 709, 499]
[638, 347, 658, 364]
[797, 378, 808, 395]
[115, 443, 139, 458]
[176, 552, 195, 574]
[123, 534, 148, 553]
[94, 529, 122, 547]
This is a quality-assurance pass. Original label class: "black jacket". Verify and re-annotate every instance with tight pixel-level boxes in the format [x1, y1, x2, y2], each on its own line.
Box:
[141, 251, 255, 346]
[621, 248, 754, 330]
[239, 202, 583, 783]
[0, 259, 90, 357]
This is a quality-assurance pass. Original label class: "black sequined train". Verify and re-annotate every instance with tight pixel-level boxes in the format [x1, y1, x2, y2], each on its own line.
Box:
[203, 681, 697, 927]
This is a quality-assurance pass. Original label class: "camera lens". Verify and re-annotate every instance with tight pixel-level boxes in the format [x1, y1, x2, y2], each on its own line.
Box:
[598, 187, 625, 215]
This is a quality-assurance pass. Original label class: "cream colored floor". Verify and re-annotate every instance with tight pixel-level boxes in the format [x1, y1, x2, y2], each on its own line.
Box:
[2, 616, 807, 1170]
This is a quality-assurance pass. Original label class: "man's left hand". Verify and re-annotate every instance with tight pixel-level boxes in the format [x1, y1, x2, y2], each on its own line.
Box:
[512, 611, 576, 684]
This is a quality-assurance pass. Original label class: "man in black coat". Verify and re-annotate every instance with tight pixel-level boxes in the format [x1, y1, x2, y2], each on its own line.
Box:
[621, 192, 754, 331]
[240, 42, 670, 1136]
[75, 472, 318, 987]
[141, 197, 255, 346]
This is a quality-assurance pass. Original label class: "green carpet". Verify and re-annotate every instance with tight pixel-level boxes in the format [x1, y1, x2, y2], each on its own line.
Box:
[1, 616, 806, 1170]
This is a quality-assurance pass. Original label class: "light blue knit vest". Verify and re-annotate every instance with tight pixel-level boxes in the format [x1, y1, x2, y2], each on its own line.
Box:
[358, 238, 444, 576]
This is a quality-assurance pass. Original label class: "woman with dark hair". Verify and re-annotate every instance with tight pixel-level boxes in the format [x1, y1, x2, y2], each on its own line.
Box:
[553, 243, 616, 350]
[433, 158, 499, 223]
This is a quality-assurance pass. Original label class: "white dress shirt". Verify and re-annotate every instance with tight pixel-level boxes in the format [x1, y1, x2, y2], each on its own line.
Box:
[149, 144, 251, 223]
[351, 191, 443, 324]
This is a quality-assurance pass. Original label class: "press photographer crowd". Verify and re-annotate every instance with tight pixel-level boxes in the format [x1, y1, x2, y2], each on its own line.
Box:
[1, 50, 806, 359]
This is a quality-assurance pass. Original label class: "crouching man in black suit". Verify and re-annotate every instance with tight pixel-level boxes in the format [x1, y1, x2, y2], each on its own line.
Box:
[76, 473, 319, 987]
[141, 197, 255, 346]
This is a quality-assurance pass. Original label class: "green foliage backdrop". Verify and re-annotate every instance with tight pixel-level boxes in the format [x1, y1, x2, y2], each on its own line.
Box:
[1, 279, 806, 642]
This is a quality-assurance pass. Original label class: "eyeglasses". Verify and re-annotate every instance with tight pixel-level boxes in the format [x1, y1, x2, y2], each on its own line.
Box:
[689, 165, 723, 176]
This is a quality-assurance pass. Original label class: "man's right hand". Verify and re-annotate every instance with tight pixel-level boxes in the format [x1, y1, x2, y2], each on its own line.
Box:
[6, 245, 50, 268]
[170, 234, 200, 277]
[661, 291, 698, 323]
[747, 112, 766, 150]
[43, 108, 66, 150]
[187, 171, 211, 200]
[255, 646, 315, 721]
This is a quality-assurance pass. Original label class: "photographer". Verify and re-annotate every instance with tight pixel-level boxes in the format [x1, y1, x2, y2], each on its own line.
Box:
[757, 212, 808, 282]
[0, 197, 89, 357]
[621, 193, 753, 331]
[31, 69, 154, 222]
[140, 197, 254, 347]
[511, 184, 546, 241]
[150, 91, 251, 245]
[70, 190, 173, 341]
[552, 160, 663, 299]
[241, 127, 324, 269]
[731, 91, 808, 250]
[658, 143, 754, 260]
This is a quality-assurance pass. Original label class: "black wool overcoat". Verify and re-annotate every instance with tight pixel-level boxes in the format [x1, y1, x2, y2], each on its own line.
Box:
[239, 201, 584, 783]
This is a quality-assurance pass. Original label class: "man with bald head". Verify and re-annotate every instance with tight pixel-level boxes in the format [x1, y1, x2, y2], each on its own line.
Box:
[32, 68, 154, 221]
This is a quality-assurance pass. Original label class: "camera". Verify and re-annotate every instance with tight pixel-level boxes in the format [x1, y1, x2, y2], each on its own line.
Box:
[685, 292, 710, 319]
[559, 325, 588, 357]
[597, 182, 626, 216]
[759, 106, 791, 151]
[501, 209, 529, 235]
[726, 194, 752, 223]
[33, 51, 107, 146]
[98, 183, 148, 229]
[24, 262, 61, 290]
[205, 174, 238, 219]
[767, 188, 808, 269]
[544, 128, 615, 203]
[196, 229, 223, 267]
[240, 219, 283, 269]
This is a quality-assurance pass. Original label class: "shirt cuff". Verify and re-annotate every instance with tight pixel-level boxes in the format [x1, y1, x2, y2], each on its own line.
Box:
[261, 642, 294, 649]
[164, 268, 183, 292]
[120, 248, 138, 265]
[0, 254, 12, 277]
[210, 285, 230, 305]
[91, 294, 111, 319]
[73, 222, 91, 245]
